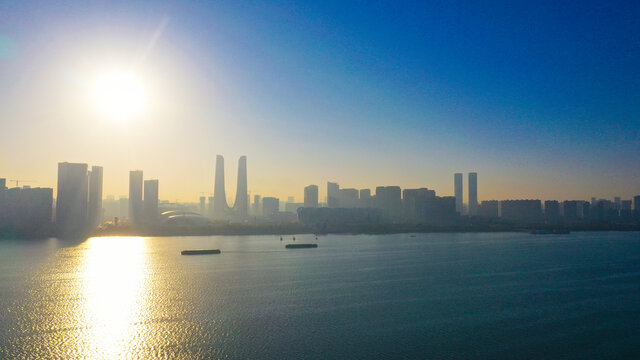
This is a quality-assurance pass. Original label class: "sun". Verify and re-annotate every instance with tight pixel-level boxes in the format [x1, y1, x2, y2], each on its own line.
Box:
[91, 69, 148, 120]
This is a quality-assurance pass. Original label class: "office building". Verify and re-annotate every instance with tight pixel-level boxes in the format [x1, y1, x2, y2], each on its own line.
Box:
[402, 188, 435, 221]
[563, 201, 580, 220]
[620, 200, 633, 220]
[213, 155, 228, 219]
[298, 207, 382, 226]
[56, 162, 89, 233]
[468, 172, 478, 216]
[454, 173, 463, 214]
[262, 197, 279, 219]
[544, 200, 560, 221]
[304, 185, 319, 208]
[233, 156, 248, 218]
[339, 188, 359, 208]
[88, 166, 103, 228]
[327, 182, 339, 208]
[478, 200, 499, 218]
[252, 195, 261, 216]
[213, 155, 248, 220]
[0, 186, 53, 233]
[143, 179, 159, 223]
[199, 196, 206, 215]
[129, 170, 143, 224]
[375, 186, 402, 221]
[208, 196, 214, 218]
[500, 200, 542, 222]
[359, 189, 372, 208]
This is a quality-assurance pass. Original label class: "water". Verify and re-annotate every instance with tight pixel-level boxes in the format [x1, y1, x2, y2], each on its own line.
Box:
[1, 232, 639, 359]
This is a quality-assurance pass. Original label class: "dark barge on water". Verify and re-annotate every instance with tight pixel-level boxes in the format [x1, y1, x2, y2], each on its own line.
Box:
[285, 243, 318, 249]
[181, 249, 221, 255]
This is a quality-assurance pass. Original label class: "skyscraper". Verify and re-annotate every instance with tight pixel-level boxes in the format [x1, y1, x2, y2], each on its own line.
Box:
[468, 172, 478, 216]
[143, 179, 159, 223]
[304, 185, 319, 208]
[88, 166, 103, 228]
[129, 170, 143, 224]
[56, 162, 89, 233]
[233, 156, 248, 218]
[327, 182, 339, 208]
[213, 155, 228, 219]
[454, 173, 463, 214]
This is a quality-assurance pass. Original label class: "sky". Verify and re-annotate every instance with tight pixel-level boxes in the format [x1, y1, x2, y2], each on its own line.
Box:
[0, 0, 639, 203]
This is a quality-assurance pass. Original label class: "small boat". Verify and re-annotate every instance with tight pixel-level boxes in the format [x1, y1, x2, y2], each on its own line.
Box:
[286, 243, 318, 249]
[181, 249, 221, 255]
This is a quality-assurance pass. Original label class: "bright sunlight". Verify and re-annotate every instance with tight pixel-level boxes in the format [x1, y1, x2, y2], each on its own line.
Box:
[91, 69, 148, 121]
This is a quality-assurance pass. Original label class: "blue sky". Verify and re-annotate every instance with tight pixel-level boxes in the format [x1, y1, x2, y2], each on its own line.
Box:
[0, 1, 638, 201]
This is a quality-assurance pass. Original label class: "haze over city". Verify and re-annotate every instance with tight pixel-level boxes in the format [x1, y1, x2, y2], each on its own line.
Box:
[1, 1, 639, 202]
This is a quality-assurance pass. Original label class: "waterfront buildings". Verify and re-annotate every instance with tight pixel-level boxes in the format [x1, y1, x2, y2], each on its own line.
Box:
[304, 185, 319, 208]
[454, 173, 463, 214]
[129, 170, 144, 224]
[88, 166, 103, 228]
[468, 172, 478, 216]
[327, 182, 339, 208]
[144, 179, 159, 223]
[57, 162, 89, 233]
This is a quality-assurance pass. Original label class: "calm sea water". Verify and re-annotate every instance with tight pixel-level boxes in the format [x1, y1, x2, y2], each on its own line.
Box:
[1, 232, 639, 359]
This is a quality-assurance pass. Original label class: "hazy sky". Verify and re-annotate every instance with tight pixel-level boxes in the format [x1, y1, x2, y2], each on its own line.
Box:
[1, 1, 639, 203]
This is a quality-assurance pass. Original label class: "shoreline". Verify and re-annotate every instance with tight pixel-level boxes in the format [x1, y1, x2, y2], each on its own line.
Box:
[2, 222, 639, 240]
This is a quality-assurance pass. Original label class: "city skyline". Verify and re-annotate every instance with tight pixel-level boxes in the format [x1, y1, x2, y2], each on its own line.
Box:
[1, 1, 639, 202]
[2, 158, 640, 204]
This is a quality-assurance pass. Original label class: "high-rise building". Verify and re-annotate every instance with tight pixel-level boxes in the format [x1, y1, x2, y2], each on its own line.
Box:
[252, 195, 261, 216]
[88, 166, 103, 228]
[544, 200, 560, 221]
[614, 197, 621, 210]
[500, 200, 542, 222]
[143, 179, 159, 223]
[375, 186, 402, 221]
[468, 172, 478, 216]
[129, 170, 143, 224]
[304, 185, 319, 208]
[359, 189, 372, 208]
[233, 156, 248, 218]
[262, 197, 279, 218]
[213, 155, 228, 219]
[56, 162, 89, 233]
[213, 155, 248, 220]
[563, 201, 579, 220]
[633, 195, 640, 220]
[327, 182, 339, 208]
[454, 173, 463, 214]
[339, 188, 359, 208]
[207, 196, 214, 218]
[0, 187, 53, 233]
[478, 200, 499, 218]
[0, 178, 6, 204]
[199, 196, 206, 215]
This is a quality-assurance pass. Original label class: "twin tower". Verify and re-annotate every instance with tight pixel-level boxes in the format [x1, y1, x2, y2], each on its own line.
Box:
[213, 155, 248, 220]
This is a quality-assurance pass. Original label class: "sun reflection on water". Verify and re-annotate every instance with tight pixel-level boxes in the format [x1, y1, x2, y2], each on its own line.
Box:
[80, 236, 148, 358]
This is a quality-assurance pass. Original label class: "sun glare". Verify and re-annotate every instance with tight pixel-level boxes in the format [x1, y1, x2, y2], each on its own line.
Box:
[91, 69, 148, 120]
